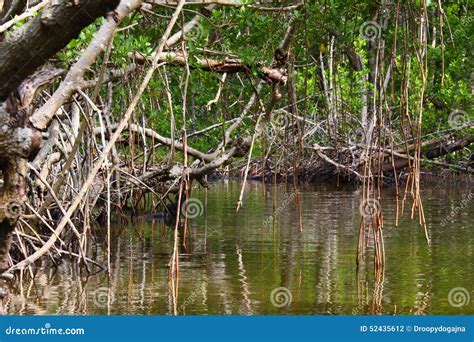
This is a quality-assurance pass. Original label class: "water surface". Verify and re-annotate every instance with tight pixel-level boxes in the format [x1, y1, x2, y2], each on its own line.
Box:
[5, 181, 473, 315]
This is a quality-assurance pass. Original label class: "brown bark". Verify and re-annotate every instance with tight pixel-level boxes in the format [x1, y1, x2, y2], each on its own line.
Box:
[0, 0, 26, 25]
[134, 52, 288, 84]
[0, 0, 122, 276]
[0, 0, 120, 100]
[0, 158, 28, 273]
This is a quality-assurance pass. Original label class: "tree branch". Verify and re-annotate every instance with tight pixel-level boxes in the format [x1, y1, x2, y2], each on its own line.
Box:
[0, 0, 26, 25]
[0, 0, 121, 100]
[135, 51, 288, 83]
[29, 0, 143, 130]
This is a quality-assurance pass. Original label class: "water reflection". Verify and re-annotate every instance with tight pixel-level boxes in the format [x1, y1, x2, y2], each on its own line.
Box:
[3, 181, 473, 315]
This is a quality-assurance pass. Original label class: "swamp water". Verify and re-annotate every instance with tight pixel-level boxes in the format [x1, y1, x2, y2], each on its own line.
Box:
[5, 181, 473, 315]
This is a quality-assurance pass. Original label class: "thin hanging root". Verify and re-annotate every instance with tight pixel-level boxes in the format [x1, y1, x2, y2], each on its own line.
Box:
[357, 154, 386, 271]
[418, 198, 430, 244]
[168, 178, 183, 316]
[236, 113, 264, 212]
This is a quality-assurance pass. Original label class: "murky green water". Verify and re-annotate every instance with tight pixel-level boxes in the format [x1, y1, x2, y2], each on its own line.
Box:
[5, 181, 473, 315]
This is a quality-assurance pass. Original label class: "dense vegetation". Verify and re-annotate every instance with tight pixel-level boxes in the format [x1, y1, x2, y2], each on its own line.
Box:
[0, 0, 472, 304]
[44, 1, 474, 165]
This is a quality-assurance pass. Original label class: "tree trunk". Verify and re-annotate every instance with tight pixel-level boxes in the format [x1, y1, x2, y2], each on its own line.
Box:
[0, 0, 122, 277]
